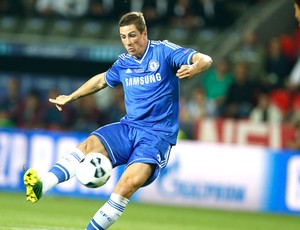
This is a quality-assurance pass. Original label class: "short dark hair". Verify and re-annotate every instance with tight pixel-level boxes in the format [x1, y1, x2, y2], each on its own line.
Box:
[296, 0, 300, 7]
[118, 12, 146, 34]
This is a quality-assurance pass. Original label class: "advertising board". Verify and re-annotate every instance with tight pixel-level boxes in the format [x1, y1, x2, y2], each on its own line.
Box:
[0, 129, 299, 215]
[195, 119, 296, 149]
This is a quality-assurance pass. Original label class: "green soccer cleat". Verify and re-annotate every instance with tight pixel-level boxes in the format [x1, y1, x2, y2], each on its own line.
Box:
[23, 168, 43, 203]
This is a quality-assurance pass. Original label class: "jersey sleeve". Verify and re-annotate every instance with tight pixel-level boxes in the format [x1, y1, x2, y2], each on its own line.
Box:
[105, 60, 121, 88]
[162, 40, 196, 68]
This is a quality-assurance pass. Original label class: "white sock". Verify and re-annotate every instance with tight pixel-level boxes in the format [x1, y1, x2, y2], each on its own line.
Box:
[41, 148, 85, 194]
[86, 193, 129, 230]
[41, 172, 58, 194]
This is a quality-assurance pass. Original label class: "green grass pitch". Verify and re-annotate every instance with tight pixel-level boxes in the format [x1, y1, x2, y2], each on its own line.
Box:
[0, 191, 299, 230]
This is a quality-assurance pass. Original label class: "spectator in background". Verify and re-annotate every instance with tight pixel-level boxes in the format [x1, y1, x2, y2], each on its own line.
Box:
[35, 0, 89, 18]
[142, 0, 169, 28]
[112, 0, 168, 23]
[16, 89, 45, 129]
[186, 87, 206, 122]
[113, 0, 148, 20]
[93, 87, 114, 114]
[107, 85, 126, 123]
[223, 62, 256, 119]
[41, 88, 70, 131]
[87, 0, 114, 20]
[72, 95, 108, 133]
[249, 93, 282, 124]
[170, 0, 200, 29]
[0, 77, 21, 126]
[86, 0, 105, 20]
[200, 57, 233, 117]
[193, 0, 232, 29]
[265, 37, 291, 89]
[179, 88, 206, 139]
[230, 29, 265, 80]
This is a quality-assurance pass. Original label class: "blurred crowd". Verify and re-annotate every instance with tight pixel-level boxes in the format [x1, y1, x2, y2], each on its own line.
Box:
[0, 0, 261, 30]
[0, 78, 126, 133]
[1, 27, 300, 146]
[178, 27, 300, 148]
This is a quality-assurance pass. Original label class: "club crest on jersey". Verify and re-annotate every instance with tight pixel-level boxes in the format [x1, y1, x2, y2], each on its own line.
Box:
[148, 60, 159, 71]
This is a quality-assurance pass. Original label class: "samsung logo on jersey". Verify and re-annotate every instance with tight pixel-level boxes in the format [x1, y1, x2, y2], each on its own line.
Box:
[125, 73, 162, 86]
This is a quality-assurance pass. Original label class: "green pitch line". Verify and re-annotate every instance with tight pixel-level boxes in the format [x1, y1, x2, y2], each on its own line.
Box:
[0, 191, 299, 230]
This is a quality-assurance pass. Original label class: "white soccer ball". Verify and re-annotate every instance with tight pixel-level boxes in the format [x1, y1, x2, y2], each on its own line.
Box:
[76, 152, 112, 188]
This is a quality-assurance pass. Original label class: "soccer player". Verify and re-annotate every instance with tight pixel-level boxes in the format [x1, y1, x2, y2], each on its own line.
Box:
[24, 12, 212, 229]
[295, 0, 300, 26]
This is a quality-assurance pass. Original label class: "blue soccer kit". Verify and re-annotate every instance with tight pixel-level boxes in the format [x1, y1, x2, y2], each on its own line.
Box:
[93, 40, 196, 185]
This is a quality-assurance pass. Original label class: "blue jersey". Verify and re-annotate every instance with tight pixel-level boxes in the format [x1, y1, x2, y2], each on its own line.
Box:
[105, 40, 196, 145]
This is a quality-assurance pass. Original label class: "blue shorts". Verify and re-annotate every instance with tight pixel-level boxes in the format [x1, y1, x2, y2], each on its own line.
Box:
[91, 122, 171, 186]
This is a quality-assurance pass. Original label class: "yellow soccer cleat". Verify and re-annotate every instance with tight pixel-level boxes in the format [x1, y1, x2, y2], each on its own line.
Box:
[23, 168, 43, 203]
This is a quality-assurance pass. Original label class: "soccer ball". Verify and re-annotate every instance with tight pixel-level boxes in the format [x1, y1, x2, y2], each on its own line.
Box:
[76, 152, 112, 188]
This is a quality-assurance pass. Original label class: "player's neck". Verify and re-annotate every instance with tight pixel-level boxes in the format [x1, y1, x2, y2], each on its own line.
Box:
[134, 40, 149, 59]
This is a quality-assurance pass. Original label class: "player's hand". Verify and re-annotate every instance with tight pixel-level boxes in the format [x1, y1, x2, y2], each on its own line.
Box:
[49, 95, 72, 111]
[176, 65, 196, 79]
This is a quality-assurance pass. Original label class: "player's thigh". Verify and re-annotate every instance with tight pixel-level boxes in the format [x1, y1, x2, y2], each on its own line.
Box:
[91, 122, 133, 167]
[77, 135, 110, 159]
[113, 163, 156, 198]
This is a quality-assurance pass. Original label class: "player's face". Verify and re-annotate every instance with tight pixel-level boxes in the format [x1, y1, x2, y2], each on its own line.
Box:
[119, 24, 148, 58]
[295, 3, 300, 26]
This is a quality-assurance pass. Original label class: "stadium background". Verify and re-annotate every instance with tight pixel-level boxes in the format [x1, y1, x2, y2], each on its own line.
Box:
[0, 0, 300, 229]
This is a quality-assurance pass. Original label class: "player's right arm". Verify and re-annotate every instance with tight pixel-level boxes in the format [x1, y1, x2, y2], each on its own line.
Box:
[49, 72, 107, 111]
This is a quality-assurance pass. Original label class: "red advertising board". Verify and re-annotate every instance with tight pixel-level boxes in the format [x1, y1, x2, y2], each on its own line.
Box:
[195, 119, 297, 149]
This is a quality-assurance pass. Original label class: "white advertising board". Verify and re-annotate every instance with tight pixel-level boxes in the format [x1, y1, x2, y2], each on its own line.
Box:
[136, 141, 269, 210]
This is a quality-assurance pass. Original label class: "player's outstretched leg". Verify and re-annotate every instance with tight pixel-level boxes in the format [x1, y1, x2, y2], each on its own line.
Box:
[24, 168, 43, 203]
[24, 148, 86, 203]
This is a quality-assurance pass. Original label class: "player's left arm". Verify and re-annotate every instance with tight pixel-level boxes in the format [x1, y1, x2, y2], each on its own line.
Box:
[176, 52, 213, 79]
